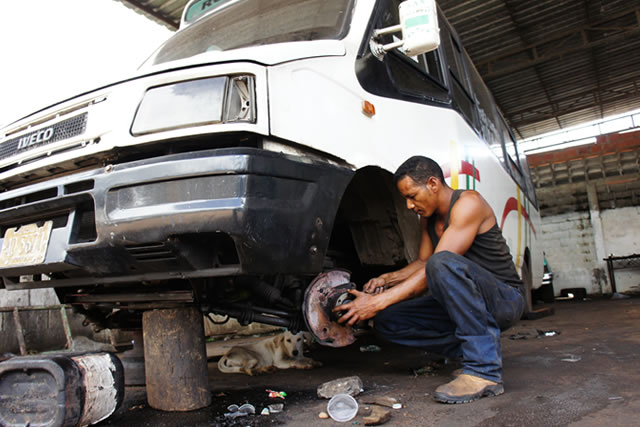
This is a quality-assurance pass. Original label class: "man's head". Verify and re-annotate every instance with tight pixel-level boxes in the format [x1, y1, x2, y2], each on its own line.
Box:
[394, 156, 448, 217]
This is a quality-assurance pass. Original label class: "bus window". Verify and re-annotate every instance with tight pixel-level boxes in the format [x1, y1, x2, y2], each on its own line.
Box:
[466, 50, 500, 149]
[501, 118, 529, 192]
[438, 19, 477, 127]
[147, 0, 355, 67]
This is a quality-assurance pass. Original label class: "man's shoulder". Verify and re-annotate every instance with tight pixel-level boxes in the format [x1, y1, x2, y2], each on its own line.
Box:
[451, 191, 494, 223]
[457, 190, 486, 206]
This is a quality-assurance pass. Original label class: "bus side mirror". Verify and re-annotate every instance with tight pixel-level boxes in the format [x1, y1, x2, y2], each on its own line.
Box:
[370, 0, 440, 61]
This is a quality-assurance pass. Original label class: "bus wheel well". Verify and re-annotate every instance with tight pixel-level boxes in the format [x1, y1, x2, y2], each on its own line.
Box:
[326, 166, 421, 279]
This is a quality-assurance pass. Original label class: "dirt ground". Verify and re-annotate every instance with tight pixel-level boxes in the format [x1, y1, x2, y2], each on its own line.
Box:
[100, 297, 640, 426]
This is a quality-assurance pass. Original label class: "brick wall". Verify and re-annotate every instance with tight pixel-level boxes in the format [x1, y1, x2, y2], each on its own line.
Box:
[528, 129, 640, 167]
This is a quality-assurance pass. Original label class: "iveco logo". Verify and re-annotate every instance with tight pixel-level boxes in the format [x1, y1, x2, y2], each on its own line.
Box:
[17, 127, 54, 150]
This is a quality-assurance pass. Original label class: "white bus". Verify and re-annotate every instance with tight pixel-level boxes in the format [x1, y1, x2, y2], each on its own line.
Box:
[0, 0, 542, 344]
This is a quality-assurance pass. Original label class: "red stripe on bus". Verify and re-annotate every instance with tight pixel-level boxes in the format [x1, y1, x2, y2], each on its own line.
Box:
[500, 197, 537, 236]
[442, 161, 481, 181]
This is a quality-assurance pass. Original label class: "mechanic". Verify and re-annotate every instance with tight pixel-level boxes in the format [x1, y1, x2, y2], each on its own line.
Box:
[334, 155, 525, 404]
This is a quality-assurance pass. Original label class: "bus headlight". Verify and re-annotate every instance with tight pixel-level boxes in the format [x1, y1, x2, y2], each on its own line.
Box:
[131, 75, 255, 135]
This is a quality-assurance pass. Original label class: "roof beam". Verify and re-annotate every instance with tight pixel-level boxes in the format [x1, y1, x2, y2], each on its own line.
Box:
[478, 7, 640, 80]
[505, 75, 640, 125]
[499, 0, 562, 131]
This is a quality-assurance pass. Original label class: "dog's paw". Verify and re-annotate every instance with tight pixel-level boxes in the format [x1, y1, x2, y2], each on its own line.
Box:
[295, 358, 322, 369]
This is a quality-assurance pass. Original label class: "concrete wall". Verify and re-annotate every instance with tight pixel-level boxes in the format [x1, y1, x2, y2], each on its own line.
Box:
[601, 206, 640, 293]
[541, 206, 640, 295]
[541, 211, 603, 294]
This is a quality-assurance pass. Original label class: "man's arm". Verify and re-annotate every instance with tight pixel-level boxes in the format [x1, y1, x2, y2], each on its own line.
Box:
[335, 218, 434, 325]
[363, 217, 432, 294]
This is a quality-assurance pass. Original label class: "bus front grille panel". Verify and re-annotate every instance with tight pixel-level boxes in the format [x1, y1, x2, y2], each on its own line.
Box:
[0, 113, 88, 161]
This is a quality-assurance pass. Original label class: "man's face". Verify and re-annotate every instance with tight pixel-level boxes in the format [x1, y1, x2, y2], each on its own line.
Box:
[397, 176, 438, 217]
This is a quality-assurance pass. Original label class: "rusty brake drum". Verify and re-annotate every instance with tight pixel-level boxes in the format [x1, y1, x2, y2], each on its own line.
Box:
[302, 270, 356, 347]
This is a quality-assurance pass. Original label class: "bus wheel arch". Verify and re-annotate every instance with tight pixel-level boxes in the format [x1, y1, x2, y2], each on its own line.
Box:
[326, 166, 421, 280]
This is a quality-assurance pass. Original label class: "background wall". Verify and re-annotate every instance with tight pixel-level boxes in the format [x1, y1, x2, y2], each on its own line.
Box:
[539, 201, 640, 295]
[530, 131, 640, 296]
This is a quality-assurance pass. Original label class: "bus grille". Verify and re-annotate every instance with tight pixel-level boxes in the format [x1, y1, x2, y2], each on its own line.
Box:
[0, 113, 88, 161]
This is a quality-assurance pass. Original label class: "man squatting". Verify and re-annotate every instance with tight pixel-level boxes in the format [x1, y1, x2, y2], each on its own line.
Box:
[335, 156, 526, 404]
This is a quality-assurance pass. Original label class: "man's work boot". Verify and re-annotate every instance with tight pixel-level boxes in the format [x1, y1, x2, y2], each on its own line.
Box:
[434, 374, 504, 404]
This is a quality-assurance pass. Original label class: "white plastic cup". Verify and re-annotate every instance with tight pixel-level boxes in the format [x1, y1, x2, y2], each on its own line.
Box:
[327, 394, 359, 422]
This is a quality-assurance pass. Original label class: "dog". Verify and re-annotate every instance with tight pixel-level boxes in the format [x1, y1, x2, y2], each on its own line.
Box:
[217, 330, 321, 375]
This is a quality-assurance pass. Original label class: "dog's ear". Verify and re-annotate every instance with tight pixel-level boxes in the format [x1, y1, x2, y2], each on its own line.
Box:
[274, 333, 285, 346]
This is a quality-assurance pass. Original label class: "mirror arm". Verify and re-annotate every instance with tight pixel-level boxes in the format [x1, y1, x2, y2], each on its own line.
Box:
[373, 24, 402, 37]
[370, 25, 404, 61]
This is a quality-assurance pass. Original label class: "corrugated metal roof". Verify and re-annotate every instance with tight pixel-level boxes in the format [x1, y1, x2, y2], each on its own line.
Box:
[116, 0, 640, 140]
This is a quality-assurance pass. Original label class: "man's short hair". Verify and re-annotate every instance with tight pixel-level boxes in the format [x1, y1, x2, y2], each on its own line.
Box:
[394, 156, 445, 185]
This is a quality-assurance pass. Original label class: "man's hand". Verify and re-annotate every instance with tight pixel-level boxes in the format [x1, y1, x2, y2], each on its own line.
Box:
[333, 289, 383, 326]
[363, 277, 386, 294]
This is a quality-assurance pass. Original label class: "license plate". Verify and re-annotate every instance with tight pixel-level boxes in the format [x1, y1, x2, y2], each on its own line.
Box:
[0, 221, 53, 267]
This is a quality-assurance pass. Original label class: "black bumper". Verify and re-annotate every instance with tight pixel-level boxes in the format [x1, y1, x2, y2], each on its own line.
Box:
[0, 148, 353, 287]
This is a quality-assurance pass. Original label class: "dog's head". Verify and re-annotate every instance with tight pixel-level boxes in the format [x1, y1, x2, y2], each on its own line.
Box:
[282, 331, 305, 358]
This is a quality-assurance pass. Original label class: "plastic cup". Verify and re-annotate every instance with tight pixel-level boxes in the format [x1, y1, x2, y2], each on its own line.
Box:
[327, 393, 358, 422]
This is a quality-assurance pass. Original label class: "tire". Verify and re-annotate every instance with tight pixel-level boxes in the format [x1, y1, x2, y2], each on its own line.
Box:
[534, 283, 555, 304]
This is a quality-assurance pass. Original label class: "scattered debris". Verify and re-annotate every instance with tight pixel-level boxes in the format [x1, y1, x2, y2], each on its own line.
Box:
[538, 330, 560, 337]
[392, 403, 402, 409]
[412, 361, 444, 377]
[361, 396, 400, 409]
[318, 376, 364, 398]
[319, 411, 329, 419]
[508, 330, 561, 340]
[128, 404, 145, 411]
[609, 396, 624, 401]
[268, 403, 284, 413]
[561, 355, 582, 363]
[224, 403, 255, 419]
[363, 405, 391, 426]
[508, 331, 534, 340]
[327, 394, 359, 422]
[360, 345, 382, 352]
[266, 389, 287, 399]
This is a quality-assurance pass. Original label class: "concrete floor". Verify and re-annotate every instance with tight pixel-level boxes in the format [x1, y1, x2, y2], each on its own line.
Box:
[100, 297, 640, 426]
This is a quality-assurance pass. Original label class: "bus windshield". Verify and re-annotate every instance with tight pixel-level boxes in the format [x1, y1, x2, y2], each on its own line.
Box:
[146, 0, 355, 67]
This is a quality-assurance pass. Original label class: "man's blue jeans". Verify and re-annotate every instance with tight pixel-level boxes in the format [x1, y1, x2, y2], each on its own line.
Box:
[374, 251, 525, 383]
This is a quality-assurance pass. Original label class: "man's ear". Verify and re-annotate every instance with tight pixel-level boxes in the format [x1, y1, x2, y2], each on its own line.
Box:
[426, 176, 441, 192]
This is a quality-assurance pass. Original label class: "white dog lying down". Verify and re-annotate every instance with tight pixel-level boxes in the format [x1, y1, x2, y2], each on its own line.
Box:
[218, 331, 321, 375]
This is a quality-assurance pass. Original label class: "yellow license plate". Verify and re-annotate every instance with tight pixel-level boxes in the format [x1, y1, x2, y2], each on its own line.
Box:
[0, 221, 53, 267]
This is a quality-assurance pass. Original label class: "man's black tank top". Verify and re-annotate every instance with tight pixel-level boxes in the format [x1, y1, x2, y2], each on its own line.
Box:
[426, 190, 523, 291]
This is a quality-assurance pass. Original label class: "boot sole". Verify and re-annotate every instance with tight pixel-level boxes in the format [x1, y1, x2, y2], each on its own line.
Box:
[433, 384, 504, 404]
